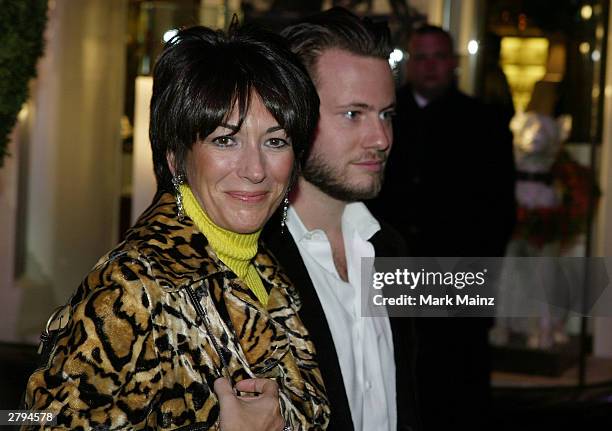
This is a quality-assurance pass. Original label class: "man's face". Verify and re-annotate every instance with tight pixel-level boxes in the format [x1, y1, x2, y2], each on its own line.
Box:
[406, 33, 457, 101]
[302, 49, 395, 202]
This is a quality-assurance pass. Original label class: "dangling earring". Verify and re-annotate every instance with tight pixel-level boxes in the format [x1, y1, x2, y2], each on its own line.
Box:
[172, 173, 185, 221]
[280, 194, 290, 233]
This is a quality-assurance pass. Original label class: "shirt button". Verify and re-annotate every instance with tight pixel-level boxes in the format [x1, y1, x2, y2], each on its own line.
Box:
[365, 381, 372, 390]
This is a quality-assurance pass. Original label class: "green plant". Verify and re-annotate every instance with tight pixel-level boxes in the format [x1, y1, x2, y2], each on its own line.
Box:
[0, 0, 48, 166]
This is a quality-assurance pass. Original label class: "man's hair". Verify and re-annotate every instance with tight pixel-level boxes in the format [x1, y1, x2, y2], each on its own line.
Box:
[281, 7, 392, 82]
[409, 24, 455, 53]
[150, 25, 319, 192]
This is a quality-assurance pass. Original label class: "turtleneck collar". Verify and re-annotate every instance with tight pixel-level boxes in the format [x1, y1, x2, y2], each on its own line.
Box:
[180, 184, 261, 280]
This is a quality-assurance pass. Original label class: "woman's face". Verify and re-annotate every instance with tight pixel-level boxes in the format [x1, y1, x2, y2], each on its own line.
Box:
[183, 94, 294, 234]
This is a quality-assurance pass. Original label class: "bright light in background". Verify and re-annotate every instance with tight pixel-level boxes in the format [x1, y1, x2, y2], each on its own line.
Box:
[467, 40, 479, 55]
[591, 49, 601, 62]
[581, 5, 593, 20]
[18, 105, 29, 122]
[132, 77, 155, 224]
[580, 42, 590, 55]
[388, 48, 404, 68]
[163, 29, 178, 43]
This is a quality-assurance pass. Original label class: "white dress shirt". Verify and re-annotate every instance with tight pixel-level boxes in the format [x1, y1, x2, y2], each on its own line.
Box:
[286, 203, 397, 431]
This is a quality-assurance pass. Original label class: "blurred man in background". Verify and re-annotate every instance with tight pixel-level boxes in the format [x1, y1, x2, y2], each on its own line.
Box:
[372, 25, 516, 431]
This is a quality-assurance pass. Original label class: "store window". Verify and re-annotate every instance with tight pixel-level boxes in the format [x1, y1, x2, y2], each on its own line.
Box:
[480, 0, 608, 390]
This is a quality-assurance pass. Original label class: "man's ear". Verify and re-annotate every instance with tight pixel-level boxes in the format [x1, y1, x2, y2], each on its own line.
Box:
[166, 152, 176, 176]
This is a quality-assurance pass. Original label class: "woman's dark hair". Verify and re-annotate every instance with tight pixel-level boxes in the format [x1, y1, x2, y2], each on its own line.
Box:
[150, 24, 319, 192]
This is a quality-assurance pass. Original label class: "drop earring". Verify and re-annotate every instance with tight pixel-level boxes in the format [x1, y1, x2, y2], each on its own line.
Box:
[172, 173, 185, 221]
[280, 194, 290, 233]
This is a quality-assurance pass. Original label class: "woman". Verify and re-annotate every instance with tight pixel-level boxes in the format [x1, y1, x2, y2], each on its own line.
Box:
[23, 24, 328, 430]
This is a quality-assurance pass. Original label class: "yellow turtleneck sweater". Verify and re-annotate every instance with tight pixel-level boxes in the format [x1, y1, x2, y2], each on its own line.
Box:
[180, 184, 268, 305]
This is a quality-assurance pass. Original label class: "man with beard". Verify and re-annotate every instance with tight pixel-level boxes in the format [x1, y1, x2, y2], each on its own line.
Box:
[264, 7, 418, 431]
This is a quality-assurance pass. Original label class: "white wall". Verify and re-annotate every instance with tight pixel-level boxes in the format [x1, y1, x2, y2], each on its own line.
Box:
[131, 77, 155, 224]
[0, 111, 27, 341]
[0, 0, 128, 342]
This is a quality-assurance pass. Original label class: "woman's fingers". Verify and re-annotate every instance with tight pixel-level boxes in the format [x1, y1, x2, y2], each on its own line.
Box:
[214, 377, 284, 431]
[234, 378, 279, 396]
[213, 378, 235, 398]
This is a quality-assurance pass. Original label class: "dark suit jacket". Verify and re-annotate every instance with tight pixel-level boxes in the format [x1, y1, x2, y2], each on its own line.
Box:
[370, 85, 516, 257]
[263, 219, 420, 431]
[369, 85, 516, 431]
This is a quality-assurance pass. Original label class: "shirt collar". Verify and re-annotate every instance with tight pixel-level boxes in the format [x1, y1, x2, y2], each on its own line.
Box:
[342, 202, 381, 241]
[286, 202, 380, 242]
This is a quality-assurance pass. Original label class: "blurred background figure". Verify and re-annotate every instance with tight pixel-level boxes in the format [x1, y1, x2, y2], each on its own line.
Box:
[371, 24, 516, 431]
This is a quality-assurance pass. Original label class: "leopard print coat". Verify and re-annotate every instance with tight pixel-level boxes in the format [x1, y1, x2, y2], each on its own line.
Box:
[24, 192, 330, 430]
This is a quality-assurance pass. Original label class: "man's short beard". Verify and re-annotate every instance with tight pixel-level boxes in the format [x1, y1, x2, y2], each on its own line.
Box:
[302, 153, 384, 202]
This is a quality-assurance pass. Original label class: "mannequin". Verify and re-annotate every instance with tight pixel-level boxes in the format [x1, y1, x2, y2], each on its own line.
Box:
[495, 80, 573, 350]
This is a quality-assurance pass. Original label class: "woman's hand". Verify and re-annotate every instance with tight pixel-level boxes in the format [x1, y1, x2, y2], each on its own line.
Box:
[214, 377, 285, 431]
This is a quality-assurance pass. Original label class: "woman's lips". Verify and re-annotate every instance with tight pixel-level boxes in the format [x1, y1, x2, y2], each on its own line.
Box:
[226, 191, 268, 203]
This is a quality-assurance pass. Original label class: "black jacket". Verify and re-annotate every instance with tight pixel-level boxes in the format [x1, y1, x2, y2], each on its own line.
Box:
[371, 85, 516, 257]
[369, 85, 516, 431]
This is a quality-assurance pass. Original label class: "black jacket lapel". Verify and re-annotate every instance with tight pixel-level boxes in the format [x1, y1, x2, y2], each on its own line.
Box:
[371, 224, 421, 431]
[263, 225, 355, 431]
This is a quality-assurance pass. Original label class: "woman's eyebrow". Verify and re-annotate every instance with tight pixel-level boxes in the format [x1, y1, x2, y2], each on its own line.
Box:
[218, 124, 283, 134]
[219, 123, 239, 132]
[266, 125, 284, 133]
